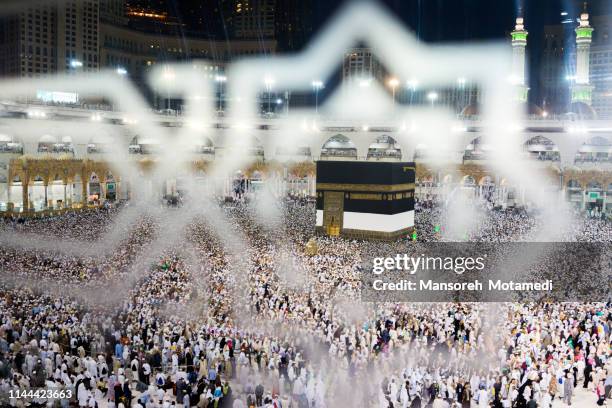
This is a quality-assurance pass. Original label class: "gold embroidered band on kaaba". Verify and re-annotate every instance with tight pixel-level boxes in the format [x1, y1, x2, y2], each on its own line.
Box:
[316, 183, 415, 192]
[346, 192, 414, 200]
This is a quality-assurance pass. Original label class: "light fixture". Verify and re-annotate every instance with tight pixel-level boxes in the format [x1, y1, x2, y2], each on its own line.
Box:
[311, 80, 324, 89]
[406, 79, 418, 90]
[264, 77, 275, 88]
[426, 92, 439, 101]
[162, 67, 176, 81]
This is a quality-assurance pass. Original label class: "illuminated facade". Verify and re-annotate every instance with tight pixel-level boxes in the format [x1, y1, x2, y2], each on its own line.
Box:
[590, 15, 612, 118]
[232, 0, 276, 39]
[342, 48, 384, 84]
[0, 0, 100, 78]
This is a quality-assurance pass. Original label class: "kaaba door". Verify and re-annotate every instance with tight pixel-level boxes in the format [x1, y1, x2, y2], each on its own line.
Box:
[323, 191, 343, 236]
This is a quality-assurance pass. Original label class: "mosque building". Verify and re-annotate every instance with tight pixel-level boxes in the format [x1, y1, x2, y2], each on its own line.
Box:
[0, 7, 611, 216]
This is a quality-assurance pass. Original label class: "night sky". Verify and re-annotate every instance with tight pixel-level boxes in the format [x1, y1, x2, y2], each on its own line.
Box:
[306, 0, 612, 104]
[161, 0, 612, 105]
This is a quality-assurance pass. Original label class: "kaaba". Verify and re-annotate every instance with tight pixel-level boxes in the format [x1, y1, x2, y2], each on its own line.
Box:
[315, 161, 415, 240]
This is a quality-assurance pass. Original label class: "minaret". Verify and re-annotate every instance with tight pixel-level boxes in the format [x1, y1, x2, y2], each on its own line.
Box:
[511, 14, 529, 102]
[571, 6, 594, 105]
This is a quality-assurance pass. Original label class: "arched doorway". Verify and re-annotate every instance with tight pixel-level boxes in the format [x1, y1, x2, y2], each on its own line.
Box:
[38, 134, 58, 153]
[458, 175, 477, 199]
[54, 136, 74, 154]
[29, 175, 47, 211]
[0, 173, 7, 211]
[88, 134, 113, 154]
[72, 173, 83, 206]
[585, 180, 604, 214]
[89, 173, 101, 204]
[566, 179, 582, 207]
[366, 135, 401, 160]
[464, 137, 492, 161]
[461, 175, 476, 186]
[106, 171, 117, 201]
[0, 134, 23, 154]
[136, 136, 161, 155]
[575, 136, 612, 163]
[196, 137, 215, 155]
[249, 136, 265, 157]
[50, 173, 66, 209]
[320, 134, 357, 159]
[523, 135, 559, 161]
[129, 136, 162, 155]
[478, 175, 495, 201]
[9, 175, 23, 212]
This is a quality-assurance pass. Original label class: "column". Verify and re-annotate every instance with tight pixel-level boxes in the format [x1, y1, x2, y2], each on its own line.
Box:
[100, 181, 106, 204]
[22, 181, 29, 212]
[82, 173, 88, 206]
[44, 182, 48, 209]
[63, 183, 68, 208]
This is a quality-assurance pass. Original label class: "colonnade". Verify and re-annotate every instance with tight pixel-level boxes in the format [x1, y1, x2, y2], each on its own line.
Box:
[3, 157, 117, 214]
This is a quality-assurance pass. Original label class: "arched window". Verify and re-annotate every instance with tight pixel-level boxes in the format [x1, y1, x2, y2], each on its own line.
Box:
[367, 135, 401, 160]
[461, 175, 476, 185]
[586, 181, 602, 191]
[523, 136, 559, 161]
[321, 134, 357, 158]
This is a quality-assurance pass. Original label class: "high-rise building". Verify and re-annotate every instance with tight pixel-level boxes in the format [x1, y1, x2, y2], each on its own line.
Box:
[275, 0, 313, 52]
[231, 0, 276, 39]
[100, 0, 127, 25]
[125, 1, 185, 36]
[342, 48, 384, 84]
[589, 14, 612, 118]
[541, 23, 568, 113]
[57, 0, 101, 73]
[0, 0, 100, 78]
[172, 0, 235, 39]
[0, 0, 276, 78]
[0, 3, 58, 77]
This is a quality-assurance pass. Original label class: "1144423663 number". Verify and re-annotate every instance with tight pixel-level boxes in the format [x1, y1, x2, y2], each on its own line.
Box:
[8, 389, 73, 400]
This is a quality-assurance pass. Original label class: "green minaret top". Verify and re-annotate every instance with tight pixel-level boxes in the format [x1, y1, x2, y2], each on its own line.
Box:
[511, 17, 528, 43]
[576, 13, 593, 40]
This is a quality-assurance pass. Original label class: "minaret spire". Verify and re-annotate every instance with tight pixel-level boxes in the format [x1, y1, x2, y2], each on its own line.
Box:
[511, 11, 529, 102]
[571, 3, 594, 105]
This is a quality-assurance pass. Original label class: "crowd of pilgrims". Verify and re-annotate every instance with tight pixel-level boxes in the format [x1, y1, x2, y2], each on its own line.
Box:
[0, 197, 611, 408]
